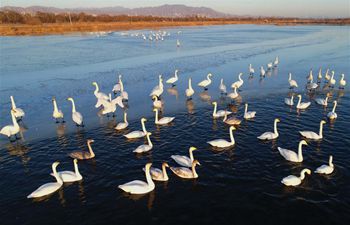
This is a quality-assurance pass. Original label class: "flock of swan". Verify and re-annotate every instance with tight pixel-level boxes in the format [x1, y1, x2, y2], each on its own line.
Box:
[0, 56, 347, 198]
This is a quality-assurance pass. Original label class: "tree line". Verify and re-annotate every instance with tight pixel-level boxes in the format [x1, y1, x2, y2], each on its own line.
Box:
[1, 10, 348, 25]
[0, 10, 229, 24]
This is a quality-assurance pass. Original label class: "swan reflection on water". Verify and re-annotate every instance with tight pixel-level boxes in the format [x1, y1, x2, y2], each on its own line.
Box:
[167, 87, 179, 99]
[5, 141, 31, 166]
[199, 91, 211, 102]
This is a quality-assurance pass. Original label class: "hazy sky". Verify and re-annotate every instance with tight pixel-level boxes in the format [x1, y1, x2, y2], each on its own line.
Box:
[1, 0, 349, 17]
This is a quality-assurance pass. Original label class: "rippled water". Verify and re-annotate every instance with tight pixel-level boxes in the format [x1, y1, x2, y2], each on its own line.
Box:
[0, 25, 349, 225]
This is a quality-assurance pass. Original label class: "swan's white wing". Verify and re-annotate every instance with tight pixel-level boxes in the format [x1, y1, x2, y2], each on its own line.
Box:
[116, 122, 128, 130]
[124, 131, 146, 139]
[73, 112, 83, 125]
[170, 167, 193, 178]
[315, 165, 333, 174]
[198, 80, 209, 87]
[281, 175, 300, 186]
[277, 147, 298, 162]
[27, 182, 61, 198]
[257, 132, 275, 140]
[118, 180, 148, 193]
[207, 139, 231, 147]
[158, 117, 175, 124]
[171, 155, 191, 167]
[299, 131, 319, 139]
[112, 84, 121, 92]
[111, 96, 124, 108]
[133, 144, 152, 153]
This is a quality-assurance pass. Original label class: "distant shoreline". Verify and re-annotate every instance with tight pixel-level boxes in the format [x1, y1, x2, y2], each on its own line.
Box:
[1, 20, 349, 36]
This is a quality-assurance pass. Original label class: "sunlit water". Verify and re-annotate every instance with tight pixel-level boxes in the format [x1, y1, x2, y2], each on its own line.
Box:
[0, 25, 349, 225]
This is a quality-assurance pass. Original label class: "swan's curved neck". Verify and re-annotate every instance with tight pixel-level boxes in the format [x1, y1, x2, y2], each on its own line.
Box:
[189, 149, 195, 162]
[191, 164, 198, 178]
[297, 96, 301, 107]
[319, 122, 324, 138]
[245, 104, 248, 114]
[234, 87, 237, 95]
[146, 134, 153, 147]
[93, 84, 99, 95]
[298, 142, 304, 162]
[207, 74, 211, 81]
[120, 80, 124, 92]
[70, 100, 76, 112]
[10, 96, 16, 109]
[274, 120, 279, 135]
[288, 73, 291, 81]
[123, 112, 127, 123]
[239, 73, 242, 81]
[213, 103, 217, 116]
[11, 111, 19, 127]
[299, 170, 307, 180]
[188, 79, 192, 89]
[145, 166, 155, 188]
[87, 142, 95, 158]
[329, 156, 333, 167]
[53, 165, 63, 184]
[53, 99, 59, 112]
[154, 110, 159, 123]
[141, 120, 147, 133]
[291, 95, 294, 101]
[175, 71, 178, 78]
[74, 161, 81, 177]
[229, 128, 235, 144]
[223, 112, 227, 122]
[162, 165, 169, 180]
[332, 102, 337, 113]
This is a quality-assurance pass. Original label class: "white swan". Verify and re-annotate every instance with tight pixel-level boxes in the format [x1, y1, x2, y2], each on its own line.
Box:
[219, 78, 227, 95]
[273, 56, 279, 67]
[101, 94, 123, 116]
[170, 160, 200, 179]
[176, 39, 180, 47]
[27, 162, 63, 198]
[69, 139, 95, 160]
[257, 118, 280, 140]
[307, 79, 318, 91]
[51, 159, 82, 182]
[223, 111, 241, 125]
[315, 96, 328, 106]
[92, 81, 109, 108]
[228, 87, 239, 100]
[208, 126, 236, 148]
[133, 132, 153, 153]
[119, 78, 129, 101]
[260, 66, 266, 77]
[112, 74, 122, 94]
[244, 103, 256, 119]
[185, 78, 195, 100]
[154, 108, 175, 125]
[143, 162, 169, 181]
[296, 95, 311, 110]
[330, 71, 336, 87]
[166, 69, 178, 86]
[288, 73, 298, 89]
[277, 140, 308, 163]
[307, 69, 313, 83]
[198, 73, 212, 90]
[284, 95, 294, 106]
[0, 110, 20, 140]
[249, 64, 255, 75]
[281, 169, 311, 186]
[124, 118, 147, 139]
[152, 96, 163, 108]
[150, 75, 164, 97]
[299, 120, 326, 140]
[10, 96, 25, 119]
[118, 163, 155, 194]
[317, 68, 322, 81]
[67, 97, 84, 126]
[52, 97, 64, 122]
[324, 69, 330, 82]
[231, 73, 244, 90]
[339, 74, 346, 89]
[115, 111, 129, 130]
[315, 155, 334, 175]
[327, 100, 337, 120]
[267, 62, 273, 70]
[171, 146, 197, 167]
[212, 101, 232, 118]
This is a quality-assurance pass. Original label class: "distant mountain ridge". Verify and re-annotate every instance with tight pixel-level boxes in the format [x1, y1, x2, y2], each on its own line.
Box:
[0, 4, 230, 18]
